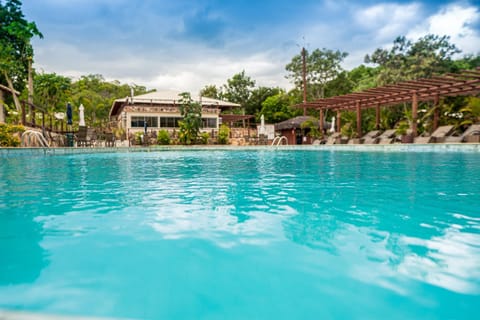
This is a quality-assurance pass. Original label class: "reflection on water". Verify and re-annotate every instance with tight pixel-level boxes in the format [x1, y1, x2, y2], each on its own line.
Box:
[0, 157, 49, 286]
[0, 150, 479, 318]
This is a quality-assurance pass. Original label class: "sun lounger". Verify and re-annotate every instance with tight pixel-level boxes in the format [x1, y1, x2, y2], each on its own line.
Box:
[377, 129, 396, 144]
[75, 126, 95, 147]
[361, 130, 382, 144]
[444, 124, 480, 143]
[414, 125, 454, 143]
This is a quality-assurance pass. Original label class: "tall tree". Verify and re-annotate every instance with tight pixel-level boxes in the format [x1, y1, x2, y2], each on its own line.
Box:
[223, 70, 255, 107]
[200, 84, 221, 99]
[178, 92, 202, 145]
[33, 72, 72, 113]
[286, 48, 348, 99]
[245, 86, 282, 119]
[0, 0, 42, 113]
[69, 74, 150, 127]
[259, 91, 300, 123]
[364, 34, 460, 84]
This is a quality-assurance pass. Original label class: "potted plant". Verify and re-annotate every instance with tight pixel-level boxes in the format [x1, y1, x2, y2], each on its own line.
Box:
[396, 121, 413, 143]
[341, 123, 359, 144]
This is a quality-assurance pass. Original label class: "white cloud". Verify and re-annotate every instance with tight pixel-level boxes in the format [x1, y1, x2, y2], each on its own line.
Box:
[355, 3, 422, 41]
[407, 3, 480, 54]
[29, 1, 480, 93]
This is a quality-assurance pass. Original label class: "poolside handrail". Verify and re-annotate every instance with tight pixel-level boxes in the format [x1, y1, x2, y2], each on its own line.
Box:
[271, 136, 288, 146]
[21, 130, 49, 148]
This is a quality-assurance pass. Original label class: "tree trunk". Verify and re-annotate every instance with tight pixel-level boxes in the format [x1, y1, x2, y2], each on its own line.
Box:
[28, 58, 34, 123]
[0, 89, 5, 123]
[28, 58, 33, 105]
[3, 71, 22, 113]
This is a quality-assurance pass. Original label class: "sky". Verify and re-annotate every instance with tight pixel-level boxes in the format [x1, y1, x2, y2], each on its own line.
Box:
[22, 0, 480, 94]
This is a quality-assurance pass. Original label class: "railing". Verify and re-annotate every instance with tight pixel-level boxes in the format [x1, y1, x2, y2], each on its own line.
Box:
[21, 130, 49, 147]
[271, 136, 288, 146]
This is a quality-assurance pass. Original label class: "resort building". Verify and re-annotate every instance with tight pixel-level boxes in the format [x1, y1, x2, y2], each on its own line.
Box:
[109, 90, 240, 135]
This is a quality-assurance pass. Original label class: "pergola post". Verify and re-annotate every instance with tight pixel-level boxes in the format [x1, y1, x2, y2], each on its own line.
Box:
[412, 92, 418, 137]
[356, 101, 362, 138]
[375, 104, 380, 130]
[319, 108, 324, 134]
[433, 95, 439, 131]
[336, 110, 341, 133]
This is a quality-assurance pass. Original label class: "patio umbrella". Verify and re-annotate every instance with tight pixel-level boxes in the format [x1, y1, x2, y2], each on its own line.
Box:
[330, 116, 335, 133]
[66, 103, 73, 125]
[259, 114, 265, 134]
[79, 104, 85, 126]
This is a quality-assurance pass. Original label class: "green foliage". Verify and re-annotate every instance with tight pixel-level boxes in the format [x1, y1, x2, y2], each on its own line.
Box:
[365, 35, 460, 84]
[438, 97, 480, 130]
[300, 120, 322, 138]
[68, 75, 150, 128]
[217, 124, 230, 144]
[0, 123, 24, 146]
[245, 86, 282, 118]
[396, 120, 410, 136]
[178, 92, 202, 145]
[33, 72, 72, 113]
[449, 54, 480, 72]
[223, 70, 255, 107]
[259, 92, 300, 123]
[134, 131, 143, 144]
[200, 85, 221, 99]
[0, 0, 42, 92]
[339, 111, 357, 138]
[157, 129, 171, 145]
[286, 47, 348, 99]
[199, 132, 210, 144]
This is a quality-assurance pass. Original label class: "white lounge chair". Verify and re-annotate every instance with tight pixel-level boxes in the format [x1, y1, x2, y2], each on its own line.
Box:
[361, 130, 383, 144]
[377, 129, 397, 144]
[414, 125, 454, 143]
[444, 124, 480, 143]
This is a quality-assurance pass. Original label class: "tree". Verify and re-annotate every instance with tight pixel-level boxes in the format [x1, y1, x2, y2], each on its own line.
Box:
[364, 34, 460, 84]
[33, 72, 72, 113]
[178, 92, 202, 145]
[259, 92, 300, 123]
[223, 70, 255, 107]
[0, 0, 42, 113]
[200, 85, 221, 99]
[69, 74, 150, 127]
[286, 48, 348, 99]
[245, 86, 282, 119]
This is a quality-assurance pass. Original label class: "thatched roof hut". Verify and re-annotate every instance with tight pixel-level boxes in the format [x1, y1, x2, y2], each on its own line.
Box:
[275, 116, 320, 131]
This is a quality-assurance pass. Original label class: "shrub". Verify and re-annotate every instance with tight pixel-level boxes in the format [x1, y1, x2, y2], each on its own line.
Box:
[218, 124, 230, 144]
[157, 130, 171, 145]
[0, 123, 25, 147]
[199, 132, 210, 144]
[134, 131, 144, 145]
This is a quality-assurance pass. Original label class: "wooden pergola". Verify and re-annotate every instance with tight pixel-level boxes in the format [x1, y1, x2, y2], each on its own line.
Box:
[299, 67, 480, 138]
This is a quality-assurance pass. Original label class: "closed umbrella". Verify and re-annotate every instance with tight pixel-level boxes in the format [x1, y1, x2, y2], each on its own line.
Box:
[330, 116, 335, 133]
[79, 104, 85, 126]
[66, 103, 73, 125]
[259, 114, 265, 135]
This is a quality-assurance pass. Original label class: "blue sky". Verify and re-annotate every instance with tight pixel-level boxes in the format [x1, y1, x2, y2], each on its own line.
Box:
[23, 0, 480, 93]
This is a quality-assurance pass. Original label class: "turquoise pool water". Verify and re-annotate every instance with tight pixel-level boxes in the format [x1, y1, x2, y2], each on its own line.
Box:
[0, 149, 479, 319]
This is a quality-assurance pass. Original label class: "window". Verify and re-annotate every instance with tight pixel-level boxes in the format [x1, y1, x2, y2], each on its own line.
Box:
[159, 117, 182, 128]
[202, 118, 217, 128]
[131, 116, 158, 128]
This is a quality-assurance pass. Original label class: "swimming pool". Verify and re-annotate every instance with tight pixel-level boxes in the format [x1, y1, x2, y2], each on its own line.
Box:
[1, 148, 479, 319]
